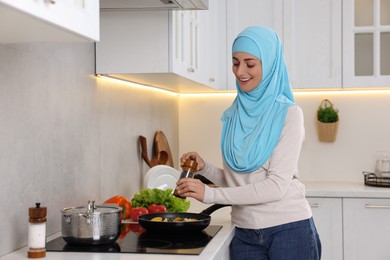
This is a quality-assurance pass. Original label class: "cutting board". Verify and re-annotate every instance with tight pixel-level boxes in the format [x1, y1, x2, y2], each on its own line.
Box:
[154, 131, 174, 167]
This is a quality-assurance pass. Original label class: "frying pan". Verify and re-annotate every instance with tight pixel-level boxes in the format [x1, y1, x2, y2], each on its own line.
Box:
[137, 204, 230, 234]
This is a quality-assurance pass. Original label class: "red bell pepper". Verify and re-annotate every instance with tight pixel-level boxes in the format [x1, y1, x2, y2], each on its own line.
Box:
[104, 195, 132, 220]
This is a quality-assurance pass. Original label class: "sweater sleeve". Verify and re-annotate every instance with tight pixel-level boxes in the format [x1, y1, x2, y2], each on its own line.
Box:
[203, 105, 305, 205]
[197, 161, 228, 187]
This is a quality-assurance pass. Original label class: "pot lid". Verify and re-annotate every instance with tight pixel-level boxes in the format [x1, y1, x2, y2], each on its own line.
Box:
[62, 200, 121, 215]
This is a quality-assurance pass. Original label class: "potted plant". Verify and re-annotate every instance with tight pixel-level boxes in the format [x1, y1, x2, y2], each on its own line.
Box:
[316, 99, 339, 142]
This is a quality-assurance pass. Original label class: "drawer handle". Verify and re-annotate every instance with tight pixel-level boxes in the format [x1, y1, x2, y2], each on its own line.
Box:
[364, 204, 390, 209]
[309, 203, 319, 208]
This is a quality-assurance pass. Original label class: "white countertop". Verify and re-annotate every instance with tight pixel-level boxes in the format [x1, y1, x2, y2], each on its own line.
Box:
[304, 181, 390, 198]
[0, 199, 234, 260]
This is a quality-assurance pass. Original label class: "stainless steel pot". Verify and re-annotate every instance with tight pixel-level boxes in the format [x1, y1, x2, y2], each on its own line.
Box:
[61, 200, 122, 246]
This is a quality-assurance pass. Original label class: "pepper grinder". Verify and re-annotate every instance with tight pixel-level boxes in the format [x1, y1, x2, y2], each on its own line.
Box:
[174, 158, 198, 198]
[28, 203, 47, 258]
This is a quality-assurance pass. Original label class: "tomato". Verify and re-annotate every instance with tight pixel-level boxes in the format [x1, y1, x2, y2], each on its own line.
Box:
[147, 204, 167, 214]
[130, 207, 149, 221]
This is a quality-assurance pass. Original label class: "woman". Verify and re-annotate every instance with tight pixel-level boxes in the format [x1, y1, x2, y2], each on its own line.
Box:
[175, 26, 321, 260]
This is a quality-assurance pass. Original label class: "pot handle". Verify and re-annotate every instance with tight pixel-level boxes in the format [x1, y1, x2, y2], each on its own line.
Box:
[199, 204, 231, 216]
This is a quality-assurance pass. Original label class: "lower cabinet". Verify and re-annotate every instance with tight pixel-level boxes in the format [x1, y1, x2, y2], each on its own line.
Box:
[307, 197, 343, 260]
[307, 197, 390, 260]
[343, 198, 390, 260]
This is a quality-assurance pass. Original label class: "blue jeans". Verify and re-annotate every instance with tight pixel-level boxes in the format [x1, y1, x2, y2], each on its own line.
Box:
[230, 218, 321, 260]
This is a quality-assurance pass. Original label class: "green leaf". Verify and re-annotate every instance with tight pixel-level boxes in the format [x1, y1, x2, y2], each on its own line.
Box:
[317, 102, 339, 123]
[131, 188, 190, 212]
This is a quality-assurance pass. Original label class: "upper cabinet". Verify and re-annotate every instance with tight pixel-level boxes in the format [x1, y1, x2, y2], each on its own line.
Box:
[225, 0, 283, 90]
[283, 0, 342, 89]
[170, 10, 212, 87]
[96, 1, 223, 93]
[0, 0, 99, 43]
[99, 0, 390, 92]
[202, 0, 227, 90]
[225, 0, 341, 90]
[343, 0, 390, 88]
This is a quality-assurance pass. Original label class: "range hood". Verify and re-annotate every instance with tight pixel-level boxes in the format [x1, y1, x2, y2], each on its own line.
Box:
[100, 0, 209, 10]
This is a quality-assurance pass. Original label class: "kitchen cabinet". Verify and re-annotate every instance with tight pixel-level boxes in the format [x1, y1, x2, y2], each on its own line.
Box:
[204, 0, 227, 90]
[343, 198, 390, 260]
[306, 197, 343, 260]
[171, 10, 203, 84]
[307, 195, 390, 260]
[96, 3, 221, 93]
[0, 0, 99, 43]
[225, 0, 341, 90]
[225, 0, 283, 90]
[171, 8, 220, 88]
[283, 0, 342, 89]
[343, 0, 390, 88]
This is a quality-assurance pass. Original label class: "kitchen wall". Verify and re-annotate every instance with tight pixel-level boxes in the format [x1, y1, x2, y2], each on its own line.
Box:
[179, 91, 390, 183]
[0, 43, 178, 256]
[1, 41, 390, 257]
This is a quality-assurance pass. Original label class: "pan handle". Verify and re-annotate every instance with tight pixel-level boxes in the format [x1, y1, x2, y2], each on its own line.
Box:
[199, 204, 231, 216]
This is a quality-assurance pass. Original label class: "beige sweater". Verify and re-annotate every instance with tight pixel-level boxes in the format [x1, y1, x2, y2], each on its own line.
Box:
[200, 105, 312, 229]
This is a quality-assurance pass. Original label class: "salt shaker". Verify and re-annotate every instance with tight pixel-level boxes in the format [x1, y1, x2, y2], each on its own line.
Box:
[28, 203, 47, 258]
[174, 158, 198, 198]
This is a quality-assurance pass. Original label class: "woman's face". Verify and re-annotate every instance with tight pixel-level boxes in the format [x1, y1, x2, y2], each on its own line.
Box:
[232, 52, 262, 92]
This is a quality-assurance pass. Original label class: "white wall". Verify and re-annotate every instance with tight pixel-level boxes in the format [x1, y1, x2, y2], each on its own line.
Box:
[178, 91, 390, 183]
[0, 43, 178, 256]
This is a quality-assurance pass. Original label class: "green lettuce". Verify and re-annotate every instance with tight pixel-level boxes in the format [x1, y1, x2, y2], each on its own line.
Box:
[131, 188, 190, 212]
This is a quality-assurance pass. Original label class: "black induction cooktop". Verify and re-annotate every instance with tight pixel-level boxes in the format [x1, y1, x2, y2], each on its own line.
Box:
[46, 224, 222, 255]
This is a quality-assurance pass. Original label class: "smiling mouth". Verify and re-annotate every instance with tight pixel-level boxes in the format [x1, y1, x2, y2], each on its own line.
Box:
[239, 77, 252, 82]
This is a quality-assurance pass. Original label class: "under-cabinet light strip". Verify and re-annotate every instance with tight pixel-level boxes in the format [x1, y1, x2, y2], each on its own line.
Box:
[96, 75, 390, 97]
[96, 75, 179, 96]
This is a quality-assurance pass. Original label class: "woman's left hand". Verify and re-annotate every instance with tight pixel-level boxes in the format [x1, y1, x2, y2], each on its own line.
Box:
[175, 177, 205, 202]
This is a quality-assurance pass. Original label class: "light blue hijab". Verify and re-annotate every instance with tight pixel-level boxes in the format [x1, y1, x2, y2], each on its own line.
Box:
[221, 26, 295, 173]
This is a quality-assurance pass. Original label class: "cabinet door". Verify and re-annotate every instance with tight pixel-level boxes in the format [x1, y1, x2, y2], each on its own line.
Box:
[171, 10, 198, 81]
[204, 0, 227, 90]
[306, 197, 343, 260]
[0, 0, 99, 42]
[344, 198, 390, 260]
[171, 9, 211, 87]
[226, 0, 283, 90]
[283, 0, 342, 89]
[96, 11, 170, 74]
[343, 0, 390, 87]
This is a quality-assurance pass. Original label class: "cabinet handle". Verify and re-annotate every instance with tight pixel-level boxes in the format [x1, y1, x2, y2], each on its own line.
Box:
[209, 77, 215, 82]
[309, 203, 319, 208]
[364, 204, 390, 209]
[187, 67, 195, 73]
[45, 0, 56, 4]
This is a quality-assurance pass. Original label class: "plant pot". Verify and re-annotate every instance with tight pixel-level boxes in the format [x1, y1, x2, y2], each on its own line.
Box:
[317, 120, 339, 142]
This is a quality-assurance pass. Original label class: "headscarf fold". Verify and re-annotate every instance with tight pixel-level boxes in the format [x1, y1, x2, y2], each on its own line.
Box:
[221, 26, 295, 173]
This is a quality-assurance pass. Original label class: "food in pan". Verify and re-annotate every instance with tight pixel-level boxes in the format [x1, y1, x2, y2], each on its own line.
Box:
[151, 216, 198, 222]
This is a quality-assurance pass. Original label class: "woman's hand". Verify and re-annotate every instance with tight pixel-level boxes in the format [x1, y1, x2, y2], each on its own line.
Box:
[175, 178, 205, 202]
[180, 152, 205, 172]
